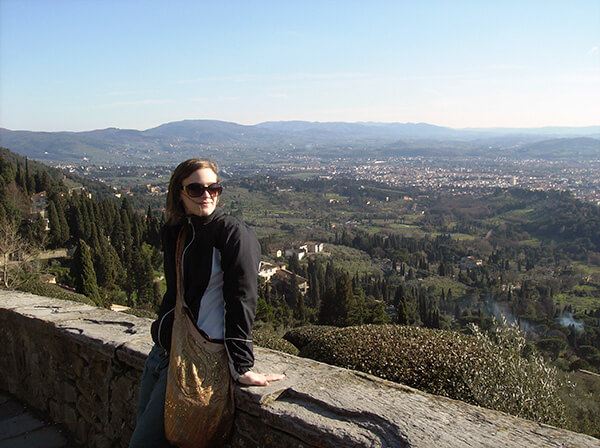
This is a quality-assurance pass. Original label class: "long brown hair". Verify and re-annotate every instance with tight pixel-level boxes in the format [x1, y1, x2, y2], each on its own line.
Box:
[165, 158, 219, 225]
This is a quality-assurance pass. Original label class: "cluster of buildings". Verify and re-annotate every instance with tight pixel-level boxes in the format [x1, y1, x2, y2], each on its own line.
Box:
[274, 242, 324, 261]
[258, 242, 326, 297]
[347, 158, 600, 202]
[257, 158, 600, 205]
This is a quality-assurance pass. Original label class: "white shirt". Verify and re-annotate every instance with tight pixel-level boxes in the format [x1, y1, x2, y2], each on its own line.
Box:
[195, 248, 225, 340]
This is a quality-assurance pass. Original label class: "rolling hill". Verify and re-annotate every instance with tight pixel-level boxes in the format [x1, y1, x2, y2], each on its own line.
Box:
[1, 120, 598, 165]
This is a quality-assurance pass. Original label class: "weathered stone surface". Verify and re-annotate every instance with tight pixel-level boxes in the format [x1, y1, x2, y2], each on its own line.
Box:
[243, 349, 600, 448]
[114, 335, 153, 371]
[1, 290, 599, 448]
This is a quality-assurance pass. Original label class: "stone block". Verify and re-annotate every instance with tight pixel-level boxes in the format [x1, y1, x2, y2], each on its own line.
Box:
[63, 404, 78, 428]
[75, 375, 96, 403]
[91, 358, 112, 394]
[26, 386, 48, 414]
[115, 336, 153, 370]
[230, 411, 311, 448]
[64, 382, 78, 403]
[75, 395, 102, 432]
[92, 432, 112, 448]
[75, 417, 88, 445]
[48, 398, 62, 423]
[70, 354, 86, 377]
[110, 374, 136, 405]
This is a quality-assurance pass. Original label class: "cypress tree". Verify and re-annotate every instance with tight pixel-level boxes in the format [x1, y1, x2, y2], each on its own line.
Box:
[68, 206, 85, 242]
[396, 296, 410, 325]
[25, 158, 35, 194]
[80, 199, 93, 241]
[15, 164, 25, 192]
[0, 155, 15, 183]
[110, 213, 125, 259]
[48, 202, 62, 247]
[287, 273, 300, 310]
[308, 271, 320, 309]
[144, 205, 161, 248]
[57, 201, 70, 244]
[369, 300, 389, 324]
[333, 272, 353, 326]
[120, 209, 133, 266]
[318, 286, 337, 325]
[293, 291, 307, 323]
[72, 239, 101, 305]
[347, 293, 365, 326]
[256, 296, 274, 323]
[131, 244, 155, 307]
[94, 236, 122, 290]
[324, 261, 336, 292]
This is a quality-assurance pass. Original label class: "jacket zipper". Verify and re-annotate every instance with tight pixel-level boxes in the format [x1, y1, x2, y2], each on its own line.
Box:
[181, 216, 196, 285]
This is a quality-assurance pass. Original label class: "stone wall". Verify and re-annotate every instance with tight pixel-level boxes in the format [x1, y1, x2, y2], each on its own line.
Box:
[1, 290, 599, 448]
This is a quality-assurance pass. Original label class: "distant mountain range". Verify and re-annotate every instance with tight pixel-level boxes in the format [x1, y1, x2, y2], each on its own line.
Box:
[1, 120, 599, 165]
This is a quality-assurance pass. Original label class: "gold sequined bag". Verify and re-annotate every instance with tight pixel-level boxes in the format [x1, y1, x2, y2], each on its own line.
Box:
[164, 228, 235, 448]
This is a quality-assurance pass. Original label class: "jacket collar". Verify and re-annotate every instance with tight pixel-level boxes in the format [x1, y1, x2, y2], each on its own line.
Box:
[185, 207, 224, 227]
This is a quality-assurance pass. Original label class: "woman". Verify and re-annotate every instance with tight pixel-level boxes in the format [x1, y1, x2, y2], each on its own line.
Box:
[130, 158, 284, 448]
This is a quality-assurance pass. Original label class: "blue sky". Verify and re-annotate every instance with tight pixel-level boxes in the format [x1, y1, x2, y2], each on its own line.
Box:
[1, 0, 598, 131]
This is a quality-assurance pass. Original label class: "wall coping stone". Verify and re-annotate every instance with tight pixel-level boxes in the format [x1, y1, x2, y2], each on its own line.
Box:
[1, 290, 599, 448]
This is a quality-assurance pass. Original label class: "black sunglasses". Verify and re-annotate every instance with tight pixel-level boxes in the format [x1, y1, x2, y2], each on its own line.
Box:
[181, 182, 223, 198]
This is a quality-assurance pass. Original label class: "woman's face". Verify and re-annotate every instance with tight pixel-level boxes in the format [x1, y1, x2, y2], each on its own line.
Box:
[180, 168, 219, 217]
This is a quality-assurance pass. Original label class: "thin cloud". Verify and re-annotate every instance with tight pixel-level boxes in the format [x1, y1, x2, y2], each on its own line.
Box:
[106, 90, 154, 96]
[174, 75, 249, 84]
[99, 99, 174, 108]
[186, 96, 239, 102]
[272, 73, 370, 81]
[485, 64, 526, 71]
[588, 46, 599, 55]
[172, 73, 371, 85]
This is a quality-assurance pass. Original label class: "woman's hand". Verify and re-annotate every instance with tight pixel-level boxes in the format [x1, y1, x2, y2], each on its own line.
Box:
[237, 371, 285, 386]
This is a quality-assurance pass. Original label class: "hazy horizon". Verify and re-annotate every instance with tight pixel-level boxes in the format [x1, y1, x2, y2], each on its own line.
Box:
[2, 119, 600, 135]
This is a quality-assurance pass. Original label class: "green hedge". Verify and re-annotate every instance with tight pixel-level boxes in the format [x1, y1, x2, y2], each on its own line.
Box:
[253, 327, 300, 355]
[16, 280, 95, 305]
[124, 308, 157, 319]
[298, 323, 566, 427]
[283, 325, 337, 350]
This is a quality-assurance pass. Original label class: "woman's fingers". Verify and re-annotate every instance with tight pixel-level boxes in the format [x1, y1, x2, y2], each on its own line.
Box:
[264, 373, 285, 382]
[238, 371, 286, 386]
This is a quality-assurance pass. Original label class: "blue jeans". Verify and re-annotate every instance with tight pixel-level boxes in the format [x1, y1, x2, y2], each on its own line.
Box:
[129, 345, 175, 448]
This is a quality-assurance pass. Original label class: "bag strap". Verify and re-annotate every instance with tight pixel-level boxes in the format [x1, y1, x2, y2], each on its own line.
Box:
[174, 226, 188, 314]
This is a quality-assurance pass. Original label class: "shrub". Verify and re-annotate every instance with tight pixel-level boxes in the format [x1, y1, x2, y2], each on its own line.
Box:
[578, 345, 600, 359]
[300, 322, 566, 426]
[124, 308, 157, 319]
[560, 370, 600, 439]
[569, 358, 591, 371]
[536, 337, 567, 359]
[17, 279, 94, 305]
[254, 327, 300, 355]
[587, 354, 600, 368]
[283, 325, 337, 350]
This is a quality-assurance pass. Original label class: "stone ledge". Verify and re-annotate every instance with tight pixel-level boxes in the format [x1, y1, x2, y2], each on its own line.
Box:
[1, 290, 599, 448]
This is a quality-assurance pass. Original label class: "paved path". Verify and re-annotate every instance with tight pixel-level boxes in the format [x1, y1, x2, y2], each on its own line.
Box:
[0, 392, 75, 448]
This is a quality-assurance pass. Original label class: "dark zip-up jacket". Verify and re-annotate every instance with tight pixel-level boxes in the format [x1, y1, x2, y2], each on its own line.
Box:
[150, 208, 261, 378]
